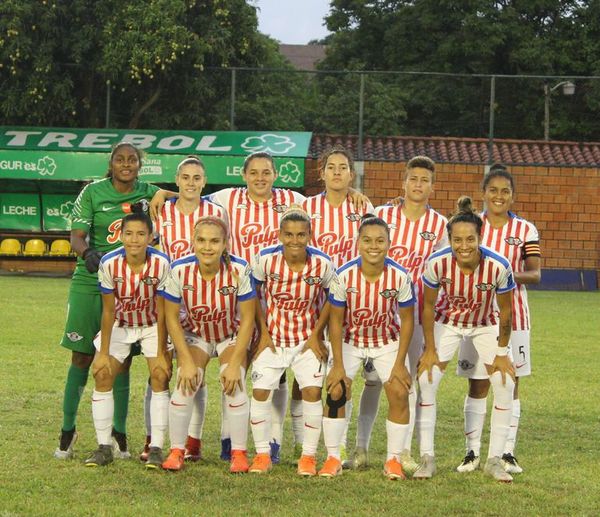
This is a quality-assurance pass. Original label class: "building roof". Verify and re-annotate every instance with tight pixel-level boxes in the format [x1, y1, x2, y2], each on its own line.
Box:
[279, 44, 327, 71]
[309, 134, 600, 167]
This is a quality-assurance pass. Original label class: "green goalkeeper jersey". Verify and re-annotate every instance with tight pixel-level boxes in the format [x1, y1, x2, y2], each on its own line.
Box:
[69, 178, 159, 289]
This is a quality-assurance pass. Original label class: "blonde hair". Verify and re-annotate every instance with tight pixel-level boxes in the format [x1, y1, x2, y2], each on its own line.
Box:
[193, 216, 238, 282]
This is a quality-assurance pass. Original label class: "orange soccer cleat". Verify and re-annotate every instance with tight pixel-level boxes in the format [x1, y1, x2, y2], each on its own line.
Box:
[297, 455, 317, 477]
[383, 457, 406, 480]
[318, 456, 343, 478]
[162, 448, 185, 471]
[230, 450, 250, 474]
[249, 452, 272, 474]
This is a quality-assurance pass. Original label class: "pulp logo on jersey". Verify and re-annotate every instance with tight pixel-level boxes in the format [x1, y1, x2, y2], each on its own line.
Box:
[272, 291, 310, 311]
[118, 297, 151, 312]
[142, 277, 159, 286]
[183, 284, 195, 291]
[351, 308, 387, 327]
[218, 285, 238, 296]
[272, 204, 287, 213]
[190, 305, 228, 323]
[475, 282, 495, 291]
[169, 240, 190, 258]
[66, 332, 83, 342]
[420, 231, 437, 241]
[346, 213, 362, 222]
[458, 359, 475, 370]
[106, 219, 123, 244]
[388, 246, 423, 271]
[303, 275, 322, 286]
[446, 295, 482, 311]
[380, 288, 399, 299]
[316, 233, 354, 258]
[240, 223, 278, 248]
[505, 237, 523, 246]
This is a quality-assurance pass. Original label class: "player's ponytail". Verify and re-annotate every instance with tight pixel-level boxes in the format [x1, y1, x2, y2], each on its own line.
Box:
[447, 196, 483, 237]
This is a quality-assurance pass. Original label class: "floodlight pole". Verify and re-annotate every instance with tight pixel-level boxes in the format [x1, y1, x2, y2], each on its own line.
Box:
[230, 68, 237, 130]
[544, 81, 575, 141]
[105, 80, 111, 128]
[358, 73, 365, 161]
[487, 75, 495, 165]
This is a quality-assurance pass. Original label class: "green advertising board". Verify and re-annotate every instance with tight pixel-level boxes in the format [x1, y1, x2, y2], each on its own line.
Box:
[42, 194, 77, 231]
[0, 193, 42, 231]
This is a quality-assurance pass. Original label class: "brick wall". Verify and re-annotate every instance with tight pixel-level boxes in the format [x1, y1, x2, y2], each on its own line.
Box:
[304, 159, 600, 282]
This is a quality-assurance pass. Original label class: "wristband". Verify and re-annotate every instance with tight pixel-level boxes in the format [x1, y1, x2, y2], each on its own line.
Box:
[496, 346, 508, 357]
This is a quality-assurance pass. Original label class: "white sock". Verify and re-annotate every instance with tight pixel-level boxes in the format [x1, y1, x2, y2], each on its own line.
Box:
[143, 380, 152, 436]
[188, 384, 207, 440]
[271, 378, 288, 446]
[290, 398, 304, 445]
[168, 368, 203, 449]
[340, 400, 353, 449]
[250, 397, 272, 454]
[416, 366, 444, 456]
[356, 380, 383, 449]
[301, 400, 323, 457]
[386, 420, 409, 461]
[464, 395, 487, 456]
[149, 390, 169, 449]
[488, 372, 515, 458]
[221, 364, 248, 451]
[504, 398, 521, 455]
[403, 385, 417, 452]
[322, 417, 347, 459]
[220, 391, 230, 440]
[92, 389, 114, 446]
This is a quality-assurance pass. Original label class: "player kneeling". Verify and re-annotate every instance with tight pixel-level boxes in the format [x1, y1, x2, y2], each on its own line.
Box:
[85, 212, 171, 468]
[161, 216, 255, 474]
[326, 216, 415, 480]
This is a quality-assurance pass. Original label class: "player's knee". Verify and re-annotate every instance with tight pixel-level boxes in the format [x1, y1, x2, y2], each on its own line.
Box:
[93, 367, 111, 388]
[302, 386, 321, 402]
[384, 379, 408, 404]
[150, 367, 170, 390]
[328, 383, 344, 402]
[72, 351, 94, 369]
[252, 388, 271, 402]
[468, 378, 490, 398]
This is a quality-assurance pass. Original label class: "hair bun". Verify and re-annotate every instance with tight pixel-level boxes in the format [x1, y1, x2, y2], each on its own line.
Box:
[456, 196, 473, 214]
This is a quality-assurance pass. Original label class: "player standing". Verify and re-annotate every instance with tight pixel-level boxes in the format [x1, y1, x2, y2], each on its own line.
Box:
[161, 216, 256, 474]
[247, 208, 337, 476]
[326, 215, 416, 480]
[84, 212, 171, 468]
[456, 165, 541, 475]
[416, 196, 516, 482]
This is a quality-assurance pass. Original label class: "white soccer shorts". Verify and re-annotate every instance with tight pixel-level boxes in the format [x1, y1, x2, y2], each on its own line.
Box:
[93, 324, 173, 364]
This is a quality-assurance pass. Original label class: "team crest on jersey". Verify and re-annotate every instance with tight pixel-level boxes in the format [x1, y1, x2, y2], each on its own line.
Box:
[476, 283, 495, 291]
[218, 285, 238, 296]
[458, 359, 475, 371]
[66, 332, 83, 342]
[346, 213, 362, 222]
[183, 284, 195, 291]
[380, 288, 399, 299]
[420, 231, 436, 241]
[440, 277, 452, 285]
[346, 287, 358, 294]
[130, 199, 150, 214]
[268, 273, 281, 281]
[303, 275, 322, 286]
[142, 277, 159, 286]
[505, 237, 523, 246]
[113, 277, 124, 284]
[272, 204, 287, 213]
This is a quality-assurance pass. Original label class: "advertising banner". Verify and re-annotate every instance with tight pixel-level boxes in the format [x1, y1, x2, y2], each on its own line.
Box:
[42, 194, 77, 231]
[0, 193, 42, 231]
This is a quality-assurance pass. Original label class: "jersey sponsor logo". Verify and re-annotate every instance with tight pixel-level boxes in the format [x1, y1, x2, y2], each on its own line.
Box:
[142, 277, 159, 286]
[101, 205, 116, 212]
[183, 284, 195, 291]
[218, 285, 238, 296]
[380, 288, 398, 299]
[113, 277, 124, 284]
[272, 203, 287, 213]
[66, 331, 83, 342]
[161, 221, 173, 227]
[388, 245, 423, 272]
[505, 237, 523, 246]
[346, 212, 362, 222]
[169, 240, 191, 258]
[118, 297, 151, 313]
[446, 295, 482, 311]
[190, 305, 228, 323]
[351, 308, 387, 327]
[346, 287, 359, 294]
[458, 359, 475, 371]
[240, 223, 278, 248]
[303, 275, 322, 286]
[268, 273, 281, 281]
[420, 231, 437, 241]
[272, 291, 310, 311]
[106, 219, 123, 244]
[475, 283, 495, 291]
[315, 232, 354, 259]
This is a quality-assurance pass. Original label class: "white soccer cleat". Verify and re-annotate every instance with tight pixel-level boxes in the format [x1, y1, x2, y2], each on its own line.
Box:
[456, 450, 480, 473]
[54, 430, 78, 460]
[484, 456, 513, 483]
[501, 453, 523, 474]
[399, 449, 419, 474]
[413, 454, 436, 479]
[353, 447, 369, 469]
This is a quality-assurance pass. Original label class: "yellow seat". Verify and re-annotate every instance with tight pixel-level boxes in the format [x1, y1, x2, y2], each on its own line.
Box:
[49, 239, 72, 257]
[23, 239, 47, 256]
[0, 238, 22, 256]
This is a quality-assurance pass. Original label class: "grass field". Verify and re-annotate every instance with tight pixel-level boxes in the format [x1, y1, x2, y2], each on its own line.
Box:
[0, 276, 598, 516]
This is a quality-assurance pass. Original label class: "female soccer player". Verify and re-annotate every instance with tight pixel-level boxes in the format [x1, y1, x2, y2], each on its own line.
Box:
[326, 215, 416, 480]
[456, 165, 541, 475]
[139, 156, 225, 462]
[248, 208, 337, 476]
[416, 196, 516, 482]
[55, 142, 174, 460]
[84, 212, 171, 468]
[161, 216, 256, 474]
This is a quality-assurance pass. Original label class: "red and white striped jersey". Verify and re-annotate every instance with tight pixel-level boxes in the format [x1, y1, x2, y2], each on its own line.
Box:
[156, 198, 226, 261]
[375, 204, 448, 322]
[329, 257, 415, 348]
[422, 246, 516, 328]
[481, 212, 540, 331]
[98, 246, 170, 328]
[208, 187, 306, 264]
[252, 245, 337, 347]
[162, 254, 255, 343]
[303, 192, 375, 268]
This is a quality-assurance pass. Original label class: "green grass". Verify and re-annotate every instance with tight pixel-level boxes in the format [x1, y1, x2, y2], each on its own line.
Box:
[0, 277, 598, 516]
